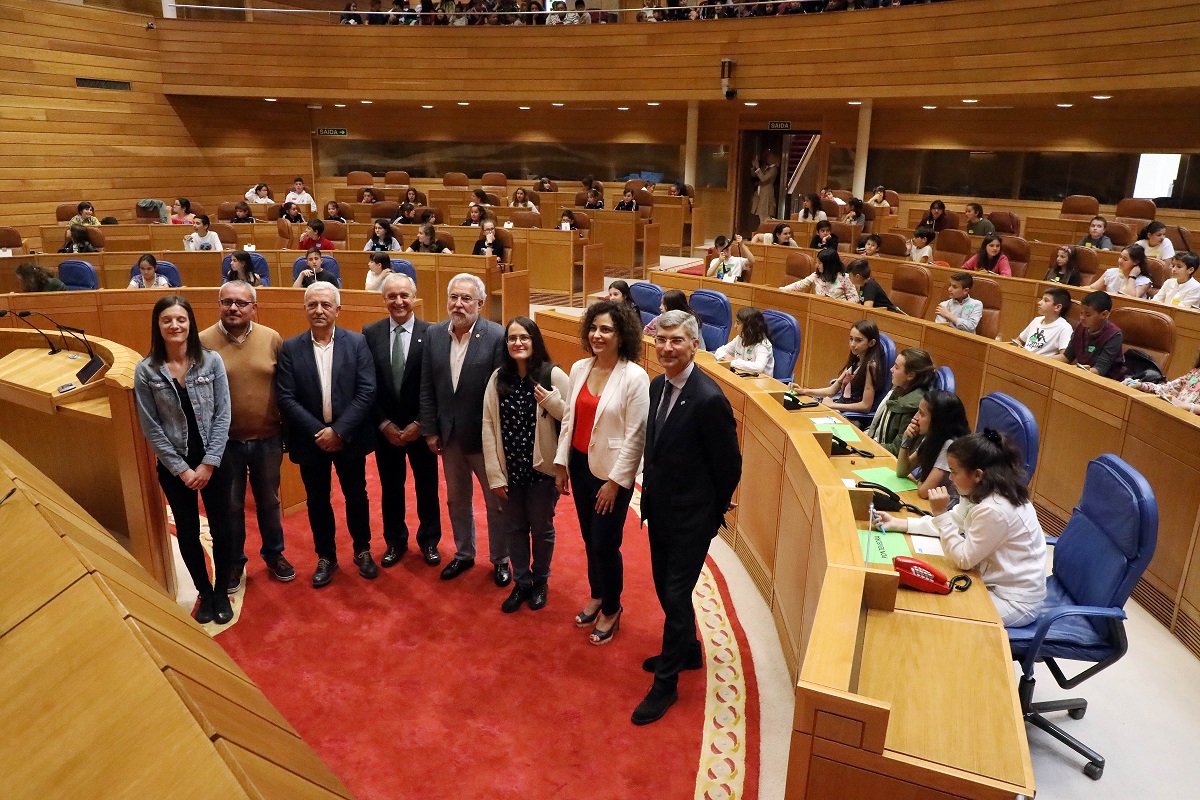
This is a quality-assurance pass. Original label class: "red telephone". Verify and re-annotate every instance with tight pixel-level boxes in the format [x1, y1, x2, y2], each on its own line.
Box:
[893, 556, 972, 595]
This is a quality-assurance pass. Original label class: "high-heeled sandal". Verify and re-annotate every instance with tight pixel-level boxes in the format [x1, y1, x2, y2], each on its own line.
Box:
[575, 601, 602, 627]
[589, 607, 622, 646]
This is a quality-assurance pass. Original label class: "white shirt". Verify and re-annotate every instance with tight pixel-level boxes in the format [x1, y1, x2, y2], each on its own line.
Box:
[714, 335, 775, 376]
[244, 187, 275, 204]
[1137, 237, 1175, 262]
[390, 315, 414, 363]
[312, 329, 336, 424]
[1100, 267, 1150, 295]
[365, 270, 388, 292]
[184, 231, 223, 251]
[909, 244, 932, 263]
[1018, 315, 1073, 356]
[657, 361, 695, 422]
[708, 255, 746, 282]
[1153, 277, 1200, 308]
[286, 190, 317, 212]
[449, 319, 476, 392]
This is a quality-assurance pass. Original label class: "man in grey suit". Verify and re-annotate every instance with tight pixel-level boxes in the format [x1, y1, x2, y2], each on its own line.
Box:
[276, 281, 378, 588]
[419, 273, 510, 585]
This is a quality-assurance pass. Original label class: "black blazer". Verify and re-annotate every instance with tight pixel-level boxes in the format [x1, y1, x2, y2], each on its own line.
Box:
[418, 317, 506, 454]
[363, 316, 431, 431]
[641, 366, 741, 537]
[276, 326, 376, 463]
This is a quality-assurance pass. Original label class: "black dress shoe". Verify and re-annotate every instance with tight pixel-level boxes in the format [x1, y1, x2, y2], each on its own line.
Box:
[493, 562, 512, 587]
[313, 557, 338, 588]
[632, 684, 679, 726]
[501, 583, 533, 613]
[225, 564, 245, 595]
[642, 650, 705, 673]
[381, 544, 406, 568]
[268, 556, 296, 582]
[194, 596, 215, 624]
[213, 594, 234, 625]
[422, 545, 441, 566]
[440, 557, 475, 580]
[528, 579, 549, 611]
[355, 550, 379, 579]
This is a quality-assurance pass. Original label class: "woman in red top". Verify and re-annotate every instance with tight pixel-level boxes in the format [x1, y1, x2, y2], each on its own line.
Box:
[554, 301, 650, 645]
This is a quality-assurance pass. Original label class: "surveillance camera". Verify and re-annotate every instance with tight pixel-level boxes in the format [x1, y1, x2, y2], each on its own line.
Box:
[725, 89, 737, 101]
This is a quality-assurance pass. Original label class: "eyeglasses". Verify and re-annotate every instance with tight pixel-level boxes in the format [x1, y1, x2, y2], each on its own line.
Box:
[219, 299, 252, 309]
[448, 293, 477, 304]
[506, 334, 532, 344]
[653, 336, 689, 347]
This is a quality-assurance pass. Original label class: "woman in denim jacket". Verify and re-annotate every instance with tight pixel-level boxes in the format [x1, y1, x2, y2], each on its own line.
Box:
[134, 295, 235, 625]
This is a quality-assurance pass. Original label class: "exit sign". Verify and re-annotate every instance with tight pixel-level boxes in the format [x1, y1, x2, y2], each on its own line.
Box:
[317, 127, 348, 136]
[768, 121, 792, 130]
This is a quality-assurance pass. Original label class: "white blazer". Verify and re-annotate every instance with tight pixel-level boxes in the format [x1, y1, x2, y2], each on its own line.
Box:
[554, 357, 650, 489]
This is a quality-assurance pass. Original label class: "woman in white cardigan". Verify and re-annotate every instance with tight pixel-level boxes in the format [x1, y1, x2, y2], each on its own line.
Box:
[482, 316, 570, 614]
[554, 300, 650, 645]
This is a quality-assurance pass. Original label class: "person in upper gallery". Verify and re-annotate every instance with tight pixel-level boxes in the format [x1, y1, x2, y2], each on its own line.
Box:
[170, 197, 195, 225]
[472, 219, 508, 262]
[707, 234, 756, 282]
[510, 187, 540, 213]
[129, 253, 171, 288]
[614, 189, 638, 212]
[866, 347, 937, 454]
[364, 219, 402, 252]
[324, 201, 347, 223]
[340, 1, 364, 23]
[1151, 251, 1200, 309]
[788, 319, 884, 413]
[1136, 220, 1176, 262]
[839, 197, 866, 227]
[366, 0, 389, 23]
[895, 389, 971, 500]
[1012, 287, 1073, 357]
[408, 223, 452, 254]
[964, 203, 995, 237]
[59, 224, 97, 254]
[1051, 290, 1128, 380]
[1044, 245, 1082, 285]
[481, 316, 570, 613]
[224, 250, 262, 287]
[364, 253, 393, 293]
[934, 272, 982, 334]
[134, 295, 235, 625]
[583, 188, 604, 210]
[751, 222, 796, 246]
[553, 300, 650, 646]
[69, 201, 99, 227]
[277, 281, 379, 587]
[808, 219, 838, 250]
[293, 247, 341, 289]
[916, 199, 952, 232]
[286, 177, 318, 212]
[713, 306, 775, 377]
[200, 280, 294, 591]
[873, 430, 1047, 628]
[1087, 244, 1152, 299]
[782, 247, 859, 302]
[298, 218, 336, 251]
[866, 185, 889, 208]
[750, 149, 779, 222]
[244, 183, 274, 205]
[633, 309, 741, 725]
[184, 215, 224, 252]
[1078, 216, 1114, 250]
[605, 279, 638, 309]
[1127, 350, 1200, 415]
[962, 234, 1012, 276]
[15, 262, 65, 292]
[847, 259, 898, 312]
[362, 272, 443, 570]
[230, 202, 256, 224]
[281, 202, 306, 224]
[796, 192, 826, 222]
[563, 0, 592, 22]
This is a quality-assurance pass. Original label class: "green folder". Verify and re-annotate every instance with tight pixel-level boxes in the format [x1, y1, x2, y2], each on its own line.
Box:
[812, 422, 861, 441]
[858, 529, 913, 565]
[853, 467, 919, 493]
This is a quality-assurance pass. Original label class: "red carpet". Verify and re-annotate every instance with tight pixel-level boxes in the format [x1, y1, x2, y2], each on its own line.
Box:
[215, 455, 759, 800]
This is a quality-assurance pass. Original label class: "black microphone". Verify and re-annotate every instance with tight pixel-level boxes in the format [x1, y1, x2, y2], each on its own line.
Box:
[0, 309, 61, 354]
[20, 310, 105, 384]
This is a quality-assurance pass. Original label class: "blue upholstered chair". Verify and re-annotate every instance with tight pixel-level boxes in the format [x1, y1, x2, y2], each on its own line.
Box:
[222, 252, 271, 286]
[291, 255, 342, 285]
[689, 288, 731, 352]
[762, 309, 801, 383]
[389, 259, 417, 284]
[976, 392, 1038, 486]
[933, 365, 955, 393]
[1007, 454, 1157, 780]
[629, 282, 663, 328]
[842, 331, 895, 429]
[57, 260, 99, 290]
[129, 260, 182, 288]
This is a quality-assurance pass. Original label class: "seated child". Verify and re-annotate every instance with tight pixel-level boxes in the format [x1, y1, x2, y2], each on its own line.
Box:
[934, 272, 983, 333]
[1128, 350, 1200, 415]
[293, 247, 341, 288]
[1151, 251, 1200, 308]
[895, 389, 971, 500]
[847, 259, 898, 311]
[69, 201, 99, 227]
[751, 222, 795, 246]
[324, 201, 347, 223]
[907, 226, 935, 264]
[184, 215, 223, 251]
[707, 234, 756, 282]
[1044, 245, 1081, 285]
[244, 183, 273, 205]
[808, 219, 838, 250]
[298, 218, 335, 251]
[614, 190, 638, 212]
[1012, 287, 1073, 356]
[281, 202, 306, 224]
[1052, 291, 1128, 380]
[789, 319, 883, 413]
[866, 347, 937, 454]
[962, 234, 1012, 276]
[782, 248, 859, 302]
[1136, 221, 1175, 262]
[856, 233, 882, 257]
[1078, 215, 1114, 250]
[714, 306, 775, 377]
[583, 188, 604, 210]
[230, 201, 256, 224]
[129, 253, 171, 288]
[1087, 244, 1151, 299]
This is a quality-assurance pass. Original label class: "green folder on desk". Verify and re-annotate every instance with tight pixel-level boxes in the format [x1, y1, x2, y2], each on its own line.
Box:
[812, 422, 861, 441]
[853, 467, 919, 493]
[858, 529, 913, 564]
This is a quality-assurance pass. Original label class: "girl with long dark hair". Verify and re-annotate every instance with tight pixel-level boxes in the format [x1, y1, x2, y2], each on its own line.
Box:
[790, 319, 883, 413]
[895, 389, 971, 499]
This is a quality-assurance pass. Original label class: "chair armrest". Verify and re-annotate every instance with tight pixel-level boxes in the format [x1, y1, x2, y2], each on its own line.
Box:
[1018, 604, 1127, 675]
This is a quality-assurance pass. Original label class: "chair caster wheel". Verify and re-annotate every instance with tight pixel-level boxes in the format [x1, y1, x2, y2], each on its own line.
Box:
[1083, 762, 1104, 780]
[1068, 707, 1087, 720]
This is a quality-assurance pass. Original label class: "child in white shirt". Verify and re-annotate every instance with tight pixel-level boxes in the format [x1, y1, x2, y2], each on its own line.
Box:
[285, 177, 317, 212]
[1152, 252, 1200, 309]
[183, 215, 224, 251]
[1136, 221, 1176, 262]
[706, 234, 755, 283]
[935, 273, 983, 333]
[244, 183, 274, 204]
[1013, 287, 1074, 356]
[907, 226, 935, 264]
[1088, 245, 1152, 299]
[714, 307, 775, 377]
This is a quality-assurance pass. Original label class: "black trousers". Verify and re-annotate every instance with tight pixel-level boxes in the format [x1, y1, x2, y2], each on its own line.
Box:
[374, 435, 441, 551]
[568, 448, 633, 616]
[647, 520, 712, 690]
[299, 451, 371, 561]
[157, 462, 233, 600]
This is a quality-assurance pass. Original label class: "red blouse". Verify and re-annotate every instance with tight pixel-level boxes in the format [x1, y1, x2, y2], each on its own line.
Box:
[570, 381, 600, 453]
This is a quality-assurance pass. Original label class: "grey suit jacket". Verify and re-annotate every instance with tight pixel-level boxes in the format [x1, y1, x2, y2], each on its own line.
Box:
[418, 317, 506, 454]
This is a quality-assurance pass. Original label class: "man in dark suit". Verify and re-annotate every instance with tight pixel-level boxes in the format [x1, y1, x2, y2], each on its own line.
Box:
[362, 273, 442, 568]
[634, 309, 742, 725]
[419, 273, 510, 585]
[276, 281, 378, 588]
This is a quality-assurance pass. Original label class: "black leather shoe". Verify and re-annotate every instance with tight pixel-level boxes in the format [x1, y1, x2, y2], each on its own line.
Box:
[225, 564, 245, 595]
[268, 556, 296, 582]
[213, 594, 234, 625]
[528, 580, 549, 610]
[501, 583, 533, 613]
[422, 545, 441, 566]
[355, 550, 379, 579]
[194, 596, 215, 624]
[381, 544, 406, 568]
[312, 557, 338, 588]
[642, 650, 704, 673]
[440, 557, 475, 580]
[631, 684, 679, 726]
[493, 562, 512, 587]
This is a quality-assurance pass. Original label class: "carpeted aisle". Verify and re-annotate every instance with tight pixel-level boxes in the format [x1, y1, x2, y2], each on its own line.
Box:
[215, 455, 758, 800]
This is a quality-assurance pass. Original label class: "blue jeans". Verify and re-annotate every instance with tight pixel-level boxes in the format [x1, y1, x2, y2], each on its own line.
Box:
[223, 436, 286, 565]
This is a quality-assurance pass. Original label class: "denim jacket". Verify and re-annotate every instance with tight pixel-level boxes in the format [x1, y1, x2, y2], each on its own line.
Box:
[134, 350, 231, 476]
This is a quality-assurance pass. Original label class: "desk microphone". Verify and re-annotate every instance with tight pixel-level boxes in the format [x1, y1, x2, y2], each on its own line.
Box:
[18, 310, 105, 384]
[0, 309, 61, 355]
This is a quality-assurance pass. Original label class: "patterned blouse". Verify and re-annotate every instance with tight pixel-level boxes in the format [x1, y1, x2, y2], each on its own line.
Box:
[499, 379, 548, 486]
[1144, 368, 1200, 407]
[781, 272, 860, 303]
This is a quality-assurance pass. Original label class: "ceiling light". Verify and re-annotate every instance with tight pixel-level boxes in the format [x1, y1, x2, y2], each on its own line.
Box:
[264, 98, 276, 102]
[552, 102, 564, 107]
[1093, 95, 1112, 100]
[848, 101, 862, 106]
[1057, 103, 1073, 108]
[458, 102, 469, 106]
[922, 105, 937, 110]
[421, 105, 433, 109]
[962, 99, 978, 104]
[334, 103, 346, 108]
[617, 107, 629, 111]
[361, 100, 372, 104]
[743, 102, 758, 107]
[647, 102, 660, 106]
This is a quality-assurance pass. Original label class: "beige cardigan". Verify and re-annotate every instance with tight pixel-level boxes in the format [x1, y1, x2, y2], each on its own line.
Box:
[553, 357, 650, 489]
[481, 365, 570, 489]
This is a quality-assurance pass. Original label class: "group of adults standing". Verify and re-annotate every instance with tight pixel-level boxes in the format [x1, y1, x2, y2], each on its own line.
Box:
[133, 273, 741, 725]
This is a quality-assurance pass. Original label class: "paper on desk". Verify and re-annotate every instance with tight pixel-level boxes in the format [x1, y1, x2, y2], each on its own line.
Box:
[858, 529, 913, 564]
[853, 467, 919, 493]
[842, 478, 857, 488]
[910, 536, 944, 556]
[810, 416, 838, 424]
[813, 422, 861, 441]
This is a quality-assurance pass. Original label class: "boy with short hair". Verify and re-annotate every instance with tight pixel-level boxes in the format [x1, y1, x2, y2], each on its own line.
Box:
[293, 247, 341, 288]
[1013, 287, 1073, 356]
[857, 233, 882, 256]
[1078, 216, 1114, 250]
[298, 218, 335, 251]
[615, 190, 638, 212]
[184, 214, 224, 251]
[964, 203, 995, 236]
[935, 272, 982, 333]
[706, 234, 755, 283]
[907, 227, 935, 264]
[809, 219, 838, 250]
[847, 259, 898, 312]
[285, 177, 317, 212]
[1054, 291, 1127, 379]
[69, 201, 99, 227]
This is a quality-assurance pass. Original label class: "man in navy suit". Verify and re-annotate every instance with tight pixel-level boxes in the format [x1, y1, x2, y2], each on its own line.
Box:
[363, 272, 442, 568]
[276, 281, 378, 588]
[419, 273, 510, 585]
[634, 309, 742, 725]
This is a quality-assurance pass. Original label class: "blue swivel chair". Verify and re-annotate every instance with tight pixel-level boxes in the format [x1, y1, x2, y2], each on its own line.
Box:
[629, 282, 663, 328]
[976, 392, 1038, 486]
[291, 255, 342, 286]
[58, 260, 99, 290]
[1008, 454, 1157, 780]
[762, 309, 801, 383]
[129, 260, 182, 288]
[389, 259, 417, 284]
[689, 288, 732, 352]
[842, 331, 895, 429]
[932, 365, 956, 393]
[221, 252, 271, 286]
